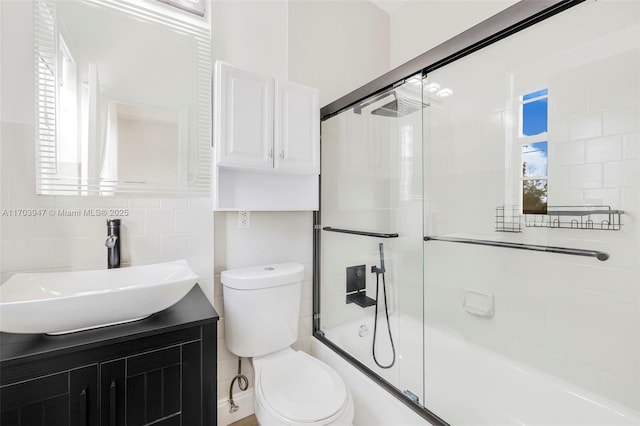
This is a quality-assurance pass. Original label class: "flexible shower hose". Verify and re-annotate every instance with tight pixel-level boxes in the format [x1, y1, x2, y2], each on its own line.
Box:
[372, 253, 396, 369]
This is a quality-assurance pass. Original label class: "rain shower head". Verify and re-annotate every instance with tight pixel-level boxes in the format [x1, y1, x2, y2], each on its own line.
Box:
[370, 95, 425, 117]
[355, 91, 426, 118]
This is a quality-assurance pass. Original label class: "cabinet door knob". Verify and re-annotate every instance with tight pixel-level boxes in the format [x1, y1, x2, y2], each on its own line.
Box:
[280, 150, 285, 159]
[268, 148, 273, 158]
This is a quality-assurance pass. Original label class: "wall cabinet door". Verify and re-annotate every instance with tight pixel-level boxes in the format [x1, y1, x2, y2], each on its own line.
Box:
[274, 80, 320, 174]
[216, 62, 274, 170]
[215, 61, 320, 174]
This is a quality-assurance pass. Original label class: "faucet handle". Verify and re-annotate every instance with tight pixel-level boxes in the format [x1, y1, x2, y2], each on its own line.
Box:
[105, 235, 118, 248]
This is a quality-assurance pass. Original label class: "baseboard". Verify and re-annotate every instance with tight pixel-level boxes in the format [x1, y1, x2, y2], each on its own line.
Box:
[217, 389, 255, 426]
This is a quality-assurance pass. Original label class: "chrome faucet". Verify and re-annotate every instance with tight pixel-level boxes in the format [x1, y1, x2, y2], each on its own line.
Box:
[105, 219, 121, 269]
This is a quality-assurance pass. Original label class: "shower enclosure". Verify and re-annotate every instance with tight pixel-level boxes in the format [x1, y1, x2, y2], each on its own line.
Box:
[314, 1, 640, 424]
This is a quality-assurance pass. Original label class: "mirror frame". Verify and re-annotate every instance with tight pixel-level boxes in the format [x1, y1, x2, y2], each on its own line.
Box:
[34, 0, 211, 196]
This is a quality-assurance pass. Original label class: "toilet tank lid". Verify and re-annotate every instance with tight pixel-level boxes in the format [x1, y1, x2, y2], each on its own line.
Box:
[221, 263, 304, 290]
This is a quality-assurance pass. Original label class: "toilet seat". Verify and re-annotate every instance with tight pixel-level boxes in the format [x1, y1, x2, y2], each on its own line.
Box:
[256, 350, 349, 424]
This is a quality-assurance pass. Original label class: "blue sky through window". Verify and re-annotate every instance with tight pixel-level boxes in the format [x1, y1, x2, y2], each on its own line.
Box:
[522, 96, 548, 136]
[522, 88, 548, 101]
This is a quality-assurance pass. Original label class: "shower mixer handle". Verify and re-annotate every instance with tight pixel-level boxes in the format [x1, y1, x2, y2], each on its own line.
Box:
[371, 265, 385, 274]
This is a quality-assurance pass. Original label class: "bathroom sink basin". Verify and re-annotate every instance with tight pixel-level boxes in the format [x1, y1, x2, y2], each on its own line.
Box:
[0, 260, 198, 335]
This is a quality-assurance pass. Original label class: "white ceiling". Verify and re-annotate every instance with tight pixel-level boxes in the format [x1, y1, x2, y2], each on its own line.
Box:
[369, 0, 407, 14]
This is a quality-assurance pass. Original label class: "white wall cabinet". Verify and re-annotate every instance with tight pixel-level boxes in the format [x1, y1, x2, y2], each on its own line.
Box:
[215, 61, 319, 174]
[214, 61, 320, 211]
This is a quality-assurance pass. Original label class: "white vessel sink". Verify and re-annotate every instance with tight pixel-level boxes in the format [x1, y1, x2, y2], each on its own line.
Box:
[0, 260, 198, 335]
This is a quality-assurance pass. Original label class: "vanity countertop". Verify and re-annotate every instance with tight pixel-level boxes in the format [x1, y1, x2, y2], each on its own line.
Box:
[0, 284, 218, 365]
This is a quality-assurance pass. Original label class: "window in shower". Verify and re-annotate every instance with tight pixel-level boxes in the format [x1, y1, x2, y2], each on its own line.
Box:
[520, 89, 548, 214]
[522, 141, 548, 214]
[521, 88, 548, 136]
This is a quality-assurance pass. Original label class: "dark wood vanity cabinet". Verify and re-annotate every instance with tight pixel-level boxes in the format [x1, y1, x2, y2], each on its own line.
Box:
[0, 364, 97, 426]
[0, 286, 218, 426]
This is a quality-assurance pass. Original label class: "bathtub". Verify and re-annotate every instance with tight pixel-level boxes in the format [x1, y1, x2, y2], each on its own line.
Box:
[322, 315, 639, 426]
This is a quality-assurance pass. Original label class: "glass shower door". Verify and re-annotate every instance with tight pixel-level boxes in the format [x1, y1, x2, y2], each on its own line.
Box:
[319, 74, 425, 401]
[422, 1, 639, 424]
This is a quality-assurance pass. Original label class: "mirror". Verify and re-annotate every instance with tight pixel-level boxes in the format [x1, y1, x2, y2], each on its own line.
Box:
[34, 0, 211, 196]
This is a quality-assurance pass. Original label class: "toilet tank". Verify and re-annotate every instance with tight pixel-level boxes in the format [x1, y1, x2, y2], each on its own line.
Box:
[221, 263, 305, 358]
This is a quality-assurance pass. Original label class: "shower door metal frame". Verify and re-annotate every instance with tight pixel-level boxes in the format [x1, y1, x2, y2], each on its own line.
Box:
[314, 0, 585, 423]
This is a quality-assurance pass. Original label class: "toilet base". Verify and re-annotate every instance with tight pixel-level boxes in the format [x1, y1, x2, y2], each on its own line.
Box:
[254, 394, 354, 426]
[251, 350, 355, 426]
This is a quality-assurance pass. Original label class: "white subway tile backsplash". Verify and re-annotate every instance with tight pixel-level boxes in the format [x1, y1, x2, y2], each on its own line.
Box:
[127, 234, 161, 264]
[160, 234, 189, 261]
[53, 215, 107, 238]
[585, 135, 623, 163]
[161, 198, 188, 209]
[569, 163, 603, 189]
[174, 209, 200, 233]
[588, 78, 626, 112]
[145, 209, 175, 234]
[53, 237, 104, 270]
[551, 140, 585, 166]
[1, 238, 57, 272]
[583, 187, 621, 207]
[188, 233, 213, 258]
[128, 198, 161, 208]
[604, 160, 640, 188]
[623, 132, 639, 160]
[188, 197, 213, 210]
[603, 105, 639, 136]
[569, 112, 602, 141]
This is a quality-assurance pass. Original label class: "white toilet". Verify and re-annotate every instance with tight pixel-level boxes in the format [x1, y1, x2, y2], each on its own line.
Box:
[221, 263, 354, 426]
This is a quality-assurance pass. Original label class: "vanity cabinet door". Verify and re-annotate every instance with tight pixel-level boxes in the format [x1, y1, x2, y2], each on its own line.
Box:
[100, 359, 125, 426]
[0, 365, 97, 426]
[98, 340, 204, 426]
[125, 346, 183, 426]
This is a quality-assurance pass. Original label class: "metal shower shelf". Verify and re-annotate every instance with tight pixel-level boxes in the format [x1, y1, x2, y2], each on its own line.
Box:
[525, 205, 623, 231]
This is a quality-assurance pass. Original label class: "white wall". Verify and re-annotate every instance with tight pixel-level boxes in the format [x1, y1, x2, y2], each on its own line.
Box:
[0, 0, 214, 306]
[211, 0, 289, 81]
[289, 0, 390, 107]
[389, 0, 517, 69]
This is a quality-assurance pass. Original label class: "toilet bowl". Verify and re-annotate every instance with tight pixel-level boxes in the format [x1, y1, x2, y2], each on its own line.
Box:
[253, 348, 354, 425]
[221, 263, 355, 426]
